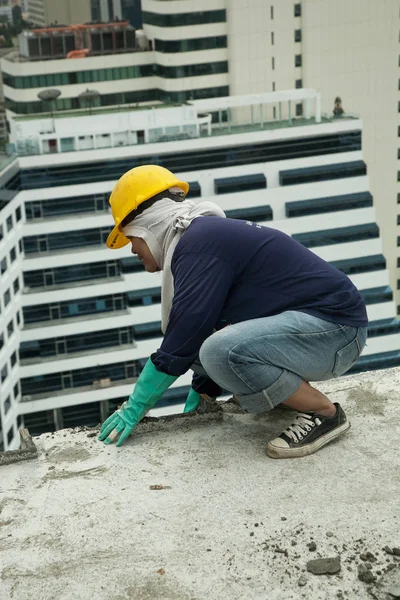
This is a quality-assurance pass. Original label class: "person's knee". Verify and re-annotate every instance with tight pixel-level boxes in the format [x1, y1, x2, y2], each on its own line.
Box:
[199, 330, 231, 380]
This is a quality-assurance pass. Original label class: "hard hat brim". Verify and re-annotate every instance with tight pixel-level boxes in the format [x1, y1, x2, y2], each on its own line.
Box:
[106, 225, 131, 249]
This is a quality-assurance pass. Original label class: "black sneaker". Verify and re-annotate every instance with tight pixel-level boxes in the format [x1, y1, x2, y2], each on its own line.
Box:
[266, 403, 350, 459]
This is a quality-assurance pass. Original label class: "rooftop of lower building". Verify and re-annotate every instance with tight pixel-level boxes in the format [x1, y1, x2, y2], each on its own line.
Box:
[1, 367, 399, 600]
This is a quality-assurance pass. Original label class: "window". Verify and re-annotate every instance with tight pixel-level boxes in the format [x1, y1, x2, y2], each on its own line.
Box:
[13, 381, 19, 398]
[142, 9, 226, 27]
[225, 205, 273, 222]
[214, 173, 267, 195]
[295, 29, 302, 42]
[293, 223, 379, 249]
[12, 131, 362, 189]
[4, 288, 10, 307]
[294, 3, 301, 17]
[4, 395, 11, 415]
[19, 240, 23, 253]
[0, 332, 3, 350]
[271, 31, 274, 44]
[7, 319, 14, 337]
[280, 160, 367, 186]
[16, 311, 20, 326]
[1, 363, 8, 383]
[13, 278, 19, 294]
[7, 426, 13, 445]
[1, 257, 6, 275]
[332, 254, 386, 276]
[296, 103, 303, 116]
[6, 215, 12, 232]
[154, 36, 228, 53]
[295, 79, 302, 89]
[285, 191, 373, 218]
[0, 224, 3, 241]
[361, 286, 392, 305]
[10, 351, 17, 367]
[295, 55, 302, 67]
[272, 57, 275, 70]
[10, 247, 16, 263]
[271, 6, 274, 19]
[15, 206, 22, 222]
[272, 81, 276, 91]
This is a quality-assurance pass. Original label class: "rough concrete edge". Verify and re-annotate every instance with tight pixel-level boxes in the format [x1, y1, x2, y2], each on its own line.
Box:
[0, 428, 38, 467]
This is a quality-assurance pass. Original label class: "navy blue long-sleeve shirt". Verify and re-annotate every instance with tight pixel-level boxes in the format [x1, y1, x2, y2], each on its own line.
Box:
[152, 217, 368, 377]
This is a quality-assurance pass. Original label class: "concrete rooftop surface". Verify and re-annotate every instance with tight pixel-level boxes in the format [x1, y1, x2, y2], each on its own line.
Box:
[1, 368, 400, 600]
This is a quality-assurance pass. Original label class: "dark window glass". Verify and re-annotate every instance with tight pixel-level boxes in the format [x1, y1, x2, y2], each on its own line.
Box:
[294, 3, 302, 17]
[25, 193, 109, 220]
[225, 205, 273, 222]
[1, 363, 8, 383]
[23, 260, 121, 288]
[133, 321, 162, 341]
[21, 359, 142, 396]
[10, 247, 16, 262]
[367, 318, 400, 338]
[280, 160, 367, 186]
[15, 206, 22, 222]
[155, 61, 228, 79]
[14, 381, 19, 398]
[7, 319, 14, 337]
[6, 215, 12, 231]
[214, 173, 267, 194]
[0, 224, 3, 240]
[349, 350, 400, 374]
[127, 287, 162, 307]
[295, 54, 302, 67]
[4, 288, 10, 307]
[142, 9, 226, 27]
[13, 278, 19, 293]
[4, 395, 11, 414]
[24, 227, 110, 254]
[295, 79, 302, 88]
[0, 332, 3, 349]
[293, 223, 379, 248]
[296, 103, 303, 116]
[154, 36, 228, 53]
[9, 131, 362, 190]
[331, 254, 386, 276]
[10, 351, 17, 367]
[23, 293, 127, 324]
[295, 29, 302, 42]
[286, 191, 373, 218]
[7, 426, 13, 445]
[1, 257, 6, 275]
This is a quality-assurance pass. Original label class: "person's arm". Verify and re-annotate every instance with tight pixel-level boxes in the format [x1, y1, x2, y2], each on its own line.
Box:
[152, 252, 236, 375]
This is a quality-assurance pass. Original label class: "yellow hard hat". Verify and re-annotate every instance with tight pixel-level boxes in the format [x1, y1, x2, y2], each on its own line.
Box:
[106, 164, 189, 249]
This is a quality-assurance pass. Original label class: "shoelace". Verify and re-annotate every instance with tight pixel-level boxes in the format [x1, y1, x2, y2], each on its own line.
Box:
[282, 413, 322, 443]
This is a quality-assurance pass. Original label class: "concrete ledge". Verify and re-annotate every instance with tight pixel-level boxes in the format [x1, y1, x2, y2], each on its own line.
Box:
[0, 429, 38, 466]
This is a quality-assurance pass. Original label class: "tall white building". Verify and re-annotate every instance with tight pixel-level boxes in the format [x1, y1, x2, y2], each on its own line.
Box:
[2, 1, 398, 312]
[1, 88, 400, 450]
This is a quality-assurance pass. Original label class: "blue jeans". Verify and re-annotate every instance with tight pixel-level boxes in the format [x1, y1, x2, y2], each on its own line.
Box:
[196, 311, 367, 413]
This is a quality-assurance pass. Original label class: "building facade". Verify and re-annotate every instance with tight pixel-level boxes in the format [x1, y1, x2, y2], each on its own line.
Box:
[1, 89, 399, 450]
[27, 0, 91, 27]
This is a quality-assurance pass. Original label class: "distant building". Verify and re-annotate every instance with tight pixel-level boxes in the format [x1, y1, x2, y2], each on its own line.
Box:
[27, 0, 91, 28]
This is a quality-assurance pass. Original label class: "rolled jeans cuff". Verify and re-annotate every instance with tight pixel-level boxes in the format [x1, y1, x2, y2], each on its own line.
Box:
[237, 370, 302, 413]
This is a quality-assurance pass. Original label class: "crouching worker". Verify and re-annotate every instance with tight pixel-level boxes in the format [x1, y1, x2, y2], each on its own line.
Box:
[98, 165, 368, 458]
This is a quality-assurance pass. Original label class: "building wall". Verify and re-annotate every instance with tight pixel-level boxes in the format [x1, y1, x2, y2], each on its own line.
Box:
[28, 0, 91, 27]
[225, 0, 399, 309]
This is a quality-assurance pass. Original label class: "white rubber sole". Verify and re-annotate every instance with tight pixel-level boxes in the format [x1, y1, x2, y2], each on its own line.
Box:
[266, 420, 351, 459]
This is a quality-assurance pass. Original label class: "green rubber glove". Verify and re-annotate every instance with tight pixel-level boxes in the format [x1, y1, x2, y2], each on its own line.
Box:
[183, 388, 201, 413]
[98, 359, 178, 447]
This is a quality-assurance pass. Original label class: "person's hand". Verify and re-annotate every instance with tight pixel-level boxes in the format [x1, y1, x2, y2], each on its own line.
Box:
[97, 359, 178, 447]
[98, 402, 137, 447]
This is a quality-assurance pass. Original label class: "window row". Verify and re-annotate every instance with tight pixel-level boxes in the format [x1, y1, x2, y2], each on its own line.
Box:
[1, 276, 20, 312]
[3, 60, 228, 89]
[293, 223, 379, 248]
[0, 207, 22, 240]
[20, 327, 134, 361]
[349, 350, 400, 375]
[24, 185, 200, 221]
[25, 193, 109, 220]
[0, 350, 18, 385]
[280, 160, 367, 186]
[285, 191, 373, 218]
[154, 35, 228, 53]
[9, 131, 362, 191]
[142, 9, 226, 27]
[23, 293, 127, 324]
[214, 173, 267, 195]
[331, 254, 386, 276]
[5, 85, 230, 115]
[360, 286, 392, 305]
[21, 359, 143, 397]
[24, 227, 110, 254]
[23, 260, 123, 289]
[366, 318, 400, 338]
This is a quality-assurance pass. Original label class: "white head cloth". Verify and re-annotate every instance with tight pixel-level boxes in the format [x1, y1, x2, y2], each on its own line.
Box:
[123, 196, 226, 333]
